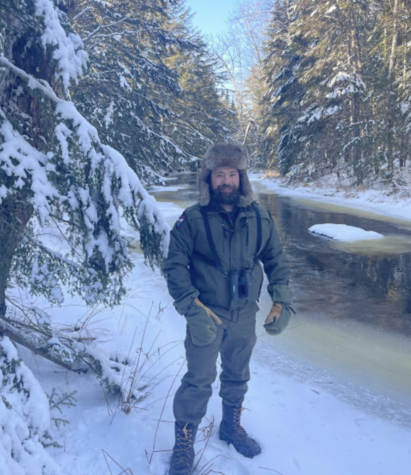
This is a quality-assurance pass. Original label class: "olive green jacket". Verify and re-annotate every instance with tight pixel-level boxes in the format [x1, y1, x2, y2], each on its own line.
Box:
[164, 201, 292, 315]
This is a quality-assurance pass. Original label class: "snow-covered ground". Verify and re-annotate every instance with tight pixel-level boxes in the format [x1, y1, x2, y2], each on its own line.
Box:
[13, 179, 409, 475]
[22, 251, 410, 475]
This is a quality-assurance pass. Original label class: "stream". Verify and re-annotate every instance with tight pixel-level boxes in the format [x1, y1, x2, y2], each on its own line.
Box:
[152, 174, 411, 426]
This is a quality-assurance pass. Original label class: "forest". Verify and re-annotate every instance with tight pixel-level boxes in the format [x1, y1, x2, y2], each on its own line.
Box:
[0, 0, 410, 472]
[262, 0, 411, 186]
[210, 0, 411, 187]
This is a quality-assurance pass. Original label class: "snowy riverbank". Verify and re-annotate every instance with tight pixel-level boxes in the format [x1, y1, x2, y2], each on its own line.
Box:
[251, 173, 411, 224]
[9, 177, 411, 475]
[21, 251, 410, 475]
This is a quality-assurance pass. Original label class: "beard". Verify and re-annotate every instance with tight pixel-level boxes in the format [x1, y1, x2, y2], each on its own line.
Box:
[211, 184, 241, 206]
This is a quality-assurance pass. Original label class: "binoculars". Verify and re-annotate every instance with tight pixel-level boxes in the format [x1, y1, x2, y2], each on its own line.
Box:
[230, 269, 252, 301]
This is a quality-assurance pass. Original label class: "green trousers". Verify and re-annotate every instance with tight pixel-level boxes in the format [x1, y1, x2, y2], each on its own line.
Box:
[173, 303, 258, 425]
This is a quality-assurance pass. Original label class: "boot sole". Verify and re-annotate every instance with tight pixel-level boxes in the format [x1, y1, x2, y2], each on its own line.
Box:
[219, 432, 261, 459]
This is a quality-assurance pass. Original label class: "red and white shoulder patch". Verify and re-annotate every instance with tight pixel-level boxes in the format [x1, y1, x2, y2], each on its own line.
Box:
[176, 214, 186, 228]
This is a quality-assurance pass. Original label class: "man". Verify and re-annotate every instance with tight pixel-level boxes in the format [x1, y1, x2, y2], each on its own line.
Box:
[164, 143, 293, 475]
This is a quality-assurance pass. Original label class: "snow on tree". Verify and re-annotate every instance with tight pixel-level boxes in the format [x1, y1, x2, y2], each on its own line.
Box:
[261, 0, 411, 185]
[0, 0, 169, 405]
[62, 0, 236, 181]
[67, 0, 191, 182]
[262, 0, 370, 181]
[0, 336, 64, 474]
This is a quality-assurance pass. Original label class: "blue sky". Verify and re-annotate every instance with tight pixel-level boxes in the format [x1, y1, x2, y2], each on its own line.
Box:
[185, 0, 240, 37]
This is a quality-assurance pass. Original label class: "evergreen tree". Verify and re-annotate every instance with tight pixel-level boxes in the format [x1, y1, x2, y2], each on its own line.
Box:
[263, 0, 371, 182]
[399, 1, 411, 169]
[164, 0, 237, 163]
[0, 336, 63, 473]
[1, 0, 168, 381]
[261, 0, 298, 173]
[368, 0, 411, 179]
[66, 0, 188, 182]
[262, 0, 411, 184]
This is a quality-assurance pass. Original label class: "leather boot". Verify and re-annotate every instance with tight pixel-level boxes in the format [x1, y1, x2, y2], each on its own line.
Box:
[169, 421, 198, 475]
[219, 403, 261, 458]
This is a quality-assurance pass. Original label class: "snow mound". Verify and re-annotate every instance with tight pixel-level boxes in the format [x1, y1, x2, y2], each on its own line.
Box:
[309, 224, 383, 241]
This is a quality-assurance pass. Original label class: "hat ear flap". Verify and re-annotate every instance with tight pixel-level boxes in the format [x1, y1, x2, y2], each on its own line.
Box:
[238, 170, 253, 207]
[199, 168, 211, 206]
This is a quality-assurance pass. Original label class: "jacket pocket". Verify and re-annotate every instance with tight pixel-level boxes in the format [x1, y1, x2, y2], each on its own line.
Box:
[191, 261, 231, 309]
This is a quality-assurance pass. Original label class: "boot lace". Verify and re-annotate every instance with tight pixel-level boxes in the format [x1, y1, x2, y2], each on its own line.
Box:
[172, 424, 194, 469]
[232, 407, 247, 436]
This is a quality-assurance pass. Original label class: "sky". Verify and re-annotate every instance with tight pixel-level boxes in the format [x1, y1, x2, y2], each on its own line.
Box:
[185, 0, 240, 37]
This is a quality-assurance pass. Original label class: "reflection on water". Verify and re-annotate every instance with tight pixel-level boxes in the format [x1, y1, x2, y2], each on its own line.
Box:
[331, 235, 411, 255]
[292, 197, 411, 232]
[157, 175, 411, 337]
[256, 192, 411, 337]
[153, 174, 199, 211]
[157, 174, 411, 415]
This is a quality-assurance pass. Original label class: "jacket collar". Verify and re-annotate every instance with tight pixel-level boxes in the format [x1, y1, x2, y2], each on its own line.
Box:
[207, 202, 250, 223]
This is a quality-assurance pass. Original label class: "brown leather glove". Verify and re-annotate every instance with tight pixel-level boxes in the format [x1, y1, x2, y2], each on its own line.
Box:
[264, 302, 282, 326]
[194, 298, 222, 325]
[264, 302, 292, 335]
[183, 299, 222, 347]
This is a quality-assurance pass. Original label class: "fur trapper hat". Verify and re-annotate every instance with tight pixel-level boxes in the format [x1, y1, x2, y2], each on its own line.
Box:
[199, 143, 253, 207]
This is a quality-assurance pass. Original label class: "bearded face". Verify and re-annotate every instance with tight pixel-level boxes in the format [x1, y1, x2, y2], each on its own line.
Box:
[210, 167, 241, 206]
[211, 183, 241, 205]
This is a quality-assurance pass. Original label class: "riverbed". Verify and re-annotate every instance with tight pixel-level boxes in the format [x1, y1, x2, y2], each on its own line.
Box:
[151, 174, 411, 426]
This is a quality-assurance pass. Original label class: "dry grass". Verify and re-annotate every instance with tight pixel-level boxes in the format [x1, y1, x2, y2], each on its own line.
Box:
[192, 418, 228, 475]
[261, 170, 281, 179]
[102, 450, 134, 475]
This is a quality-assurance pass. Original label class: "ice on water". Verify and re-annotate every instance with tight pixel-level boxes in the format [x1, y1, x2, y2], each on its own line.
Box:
[309, 223, 383, 241]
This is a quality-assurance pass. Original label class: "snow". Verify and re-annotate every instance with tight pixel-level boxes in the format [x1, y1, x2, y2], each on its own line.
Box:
[104, 101, 115, 129]
[329, 72, 366, 90]
[119, 74, 131, 91]
[0, 111, 60, 225]
[54, 123, 72, 164]
[0, 337, 63, 475]
[2, 0, 410, 468]
[156, 201, 184, 223]
[9, 188, 410, 475]
[34, 0, 88, 90]
[149, 185, 186, 193]
[297, 105, 340, 125]
[325, 72, 366, 99]
[251, 173, 411, 223]
[400, 101, 409, 115]
[12, 248, 408, 475]
[298, 107, 321, 124]
[309, 223, 383, 241]
[0, 55, 170, 264]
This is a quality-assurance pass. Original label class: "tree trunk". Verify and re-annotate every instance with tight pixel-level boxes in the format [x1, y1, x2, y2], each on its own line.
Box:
[347, 8, 363, 180]
[0, 193, 33, 317]
[388, 0, 399, 79]
[386, 0, 399, 175]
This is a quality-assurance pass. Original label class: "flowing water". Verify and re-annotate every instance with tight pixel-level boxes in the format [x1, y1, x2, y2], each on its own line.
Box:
[152, 174, 411, 426]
